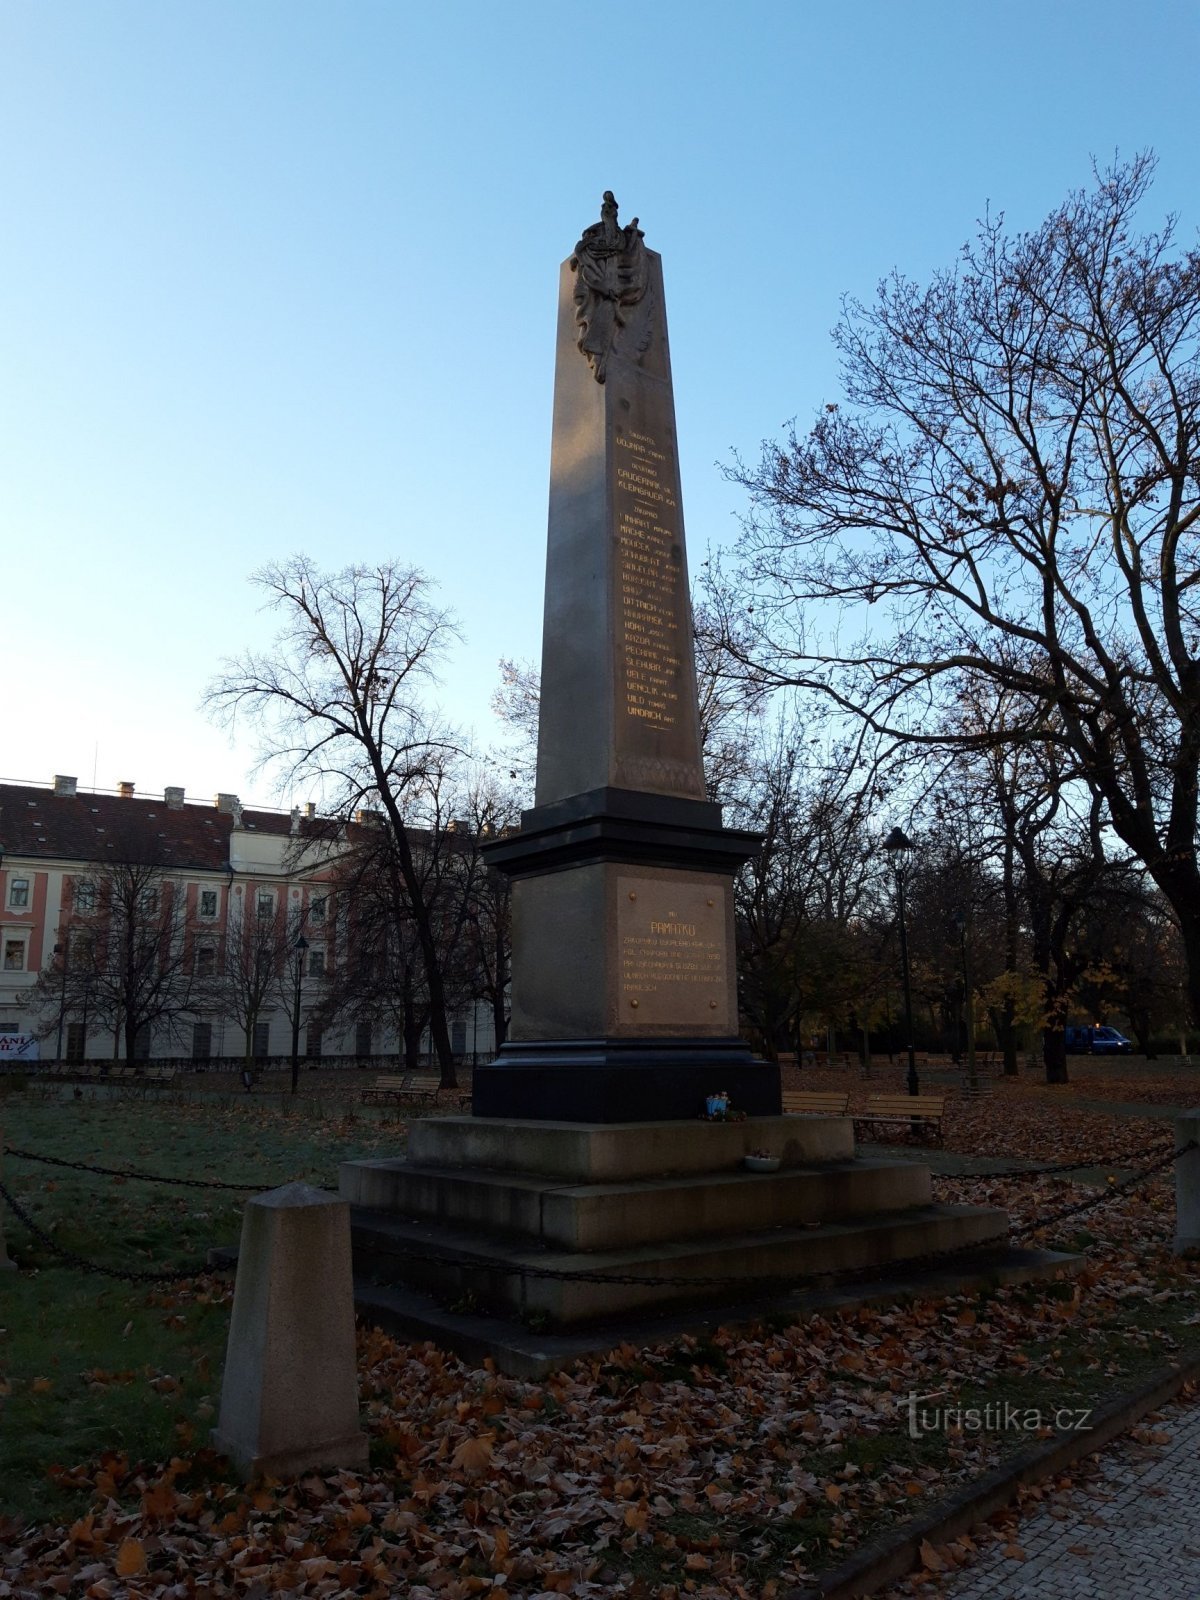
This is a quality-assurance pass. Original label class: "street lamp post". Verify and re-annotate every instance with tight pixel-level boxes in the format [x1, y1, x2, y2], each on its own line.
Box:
[290, 935, 308, 1096]
[953, 910, 978, 1092]
[53, 942, 67, 1062]
[882, 828, 919, 1097]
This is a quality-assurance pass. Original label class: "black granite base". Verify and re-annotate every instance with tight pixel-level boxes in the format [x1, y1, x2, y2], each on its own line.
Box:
[472, 1036, 781, 1123]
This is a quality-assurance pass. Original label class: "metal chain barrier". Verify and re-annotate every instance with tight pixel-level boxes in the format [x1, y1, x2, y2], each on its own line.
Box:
[0, 1177, 213, 1283]
[3, 1144, 259, 1191]
[2, 1138, 1193, 1292]
[931, 1139, 1174, 1183]
[1009, 1140, 1195, 1242]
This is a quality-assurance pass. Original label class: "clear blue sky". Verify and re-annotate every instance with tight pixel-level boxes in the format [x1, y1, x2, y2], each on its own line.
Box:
[4, 0, 1198, 806]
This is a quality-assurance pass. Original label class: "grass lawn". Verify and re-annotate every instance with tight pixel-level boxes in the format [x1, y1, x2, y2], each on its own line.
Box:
[0, 1085, 405, 1524]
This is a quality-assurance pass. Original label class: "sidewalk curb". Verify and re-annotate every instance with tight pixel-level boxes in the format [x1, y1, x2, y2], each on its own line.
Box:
[787, 1350, 1200, 1599]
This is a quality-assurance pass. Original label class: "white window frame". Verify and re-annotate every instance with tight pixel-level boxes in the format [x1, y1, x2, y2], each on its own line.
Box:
[74, 878, 96, 913]
[3, 936, 27, 972]
[8, 878, 30, 910]
[308, 894, 327, 925]
[307, 945, 326, 978]
[256, 889, 276, 921]
[198, 888, 219, 921]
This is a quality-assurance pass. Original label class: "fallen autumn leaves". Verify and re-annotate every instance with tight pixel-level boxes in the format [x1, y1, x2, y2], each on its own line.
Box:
[3, 1078, 1199, 1598]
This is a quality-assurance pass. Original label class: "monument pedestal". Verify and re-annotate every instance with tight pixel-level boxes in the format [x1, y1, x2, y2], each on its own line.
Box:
[473, 1037, 775, 1122]
[479, 788, 778, 1122]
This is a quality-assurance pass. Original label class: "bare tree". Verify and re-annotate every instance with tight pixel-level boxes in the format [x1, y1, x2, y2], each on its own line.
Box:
[208, 557, 465, 1083]
[37, 857, 208, 1063]
[222, 891, 292, 1073]
[725, 156, 1200, 1020]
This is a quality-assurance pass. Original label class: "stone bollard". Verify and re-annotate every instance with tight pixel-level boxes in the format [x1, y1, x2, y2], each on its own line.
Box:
[213, 1182, 368, 1478]
[0, 1126, 16, 1272]
[1174, 1113, 1200, 1254]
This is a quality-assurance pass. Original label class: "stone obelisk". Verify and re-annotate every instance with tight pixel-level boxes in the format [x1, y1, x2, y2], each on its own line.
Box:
[476, 195, 779, 1122]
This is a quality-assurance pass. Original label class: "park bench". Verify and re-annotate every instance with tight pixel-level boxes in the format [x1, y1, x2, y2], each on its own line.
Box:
[360, 1074, 411, 1106]
[359, 1072, 470, 1110]
[854, 1093, 946, 1145]
[781, 1091, 851, 1116]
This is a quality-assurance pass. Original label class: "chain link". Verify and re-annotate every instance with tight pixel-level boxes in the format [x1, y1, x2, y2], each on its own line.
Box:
[931, 1139, 1174, 1183]
[0, 1177, 213, 1283]
[3, 1144, 257, 1191]
[3, 1138, 1193, 1292]
[1009, 1140, 1195, 1241]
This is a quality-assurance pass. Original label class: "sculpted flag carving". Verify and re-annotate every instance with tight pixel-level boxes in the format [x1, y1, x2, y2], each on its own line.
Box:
[570, 191, 649, 383]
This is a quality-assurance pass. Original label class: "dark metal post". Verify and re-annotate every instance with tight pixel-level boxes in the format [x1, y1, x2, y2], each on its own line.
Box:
[290, 935, 308, 1095]
[896, 870, 919, 1097]
[882, 827, 919, 1098]
[53, 942, 67, 1061]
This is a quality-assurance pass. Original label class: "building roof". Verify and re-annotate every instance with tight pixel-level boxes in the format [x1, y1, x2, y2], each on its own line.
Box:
[0, 783, 321, 874]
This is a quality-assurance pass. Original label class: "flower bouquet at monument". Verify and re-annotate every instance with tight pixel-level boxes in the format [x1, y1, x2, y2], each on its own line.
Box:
[701, 1091, 746, 1122]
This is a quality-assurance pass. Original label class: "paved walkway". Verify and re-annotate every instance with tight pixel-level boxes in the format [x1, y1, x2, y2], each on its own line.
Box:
[912, 1393, 1200, 1597]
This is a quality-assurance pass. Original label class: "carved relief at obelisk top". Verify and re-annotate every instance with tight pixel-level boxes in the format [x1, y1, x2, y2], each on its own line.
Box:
[570, 191, 650, 384]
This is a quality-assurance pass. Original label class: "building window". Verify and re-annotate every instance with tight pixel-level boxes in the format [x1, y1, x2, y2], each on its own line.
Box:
[256, 890, 275, 921]
[253, 1021, 271, 1059]
[309, 894, 327, 925]
[65, 1022, 87, 1063]
[3, 939, 25, 972]
[8, 878, 29, 909]
[191, 1021, 212, 1060]
[199, 889, 218, 920]
[307, 947, 326, 978]
[196, 943, 216, 977]
[133, 1023, 152, 1061]
[74, 879, 96, 912]
[306, 1024, 323, 1058]
[140, 887, 160, 915]
[355, 1021, 373, 1059]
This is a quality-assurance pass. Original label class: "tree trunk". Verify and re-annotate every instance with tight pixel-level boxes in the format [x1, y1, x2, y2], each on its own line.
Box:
[402, 993, 422, 1074]
[1002, 839, 1019, 1076]
[1128, 1006, 1153, 1057]
[1043, 1026, 1069, 1084]
[491, 989, 507, 1051]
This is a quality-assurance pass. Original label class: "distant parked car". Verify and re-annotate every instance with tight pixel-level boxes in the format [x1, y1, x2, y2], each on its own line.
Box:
[1064, 1025, 1134, 1055]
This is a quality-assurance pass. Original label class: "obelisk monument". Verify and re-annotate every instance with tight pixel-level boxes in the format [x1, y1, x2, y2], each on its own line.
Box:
[477, 195, 779, 1122]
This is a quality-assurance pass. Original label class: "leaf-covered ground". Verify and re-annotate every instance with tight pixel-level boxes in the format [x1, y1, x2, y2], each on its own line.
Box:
[2, 1078, 1198, 1597]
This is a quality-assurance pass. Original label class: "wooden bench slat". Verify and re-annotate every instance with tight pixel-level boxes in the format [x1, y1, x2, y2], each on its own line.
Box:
[781, 1092, 850, 1115]
[854, 1093, 946, 1144]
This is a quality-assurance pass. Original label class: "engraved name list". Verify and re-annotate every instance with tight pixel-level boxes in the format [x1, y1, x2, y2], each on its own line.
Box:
[614, 429, 684, 732]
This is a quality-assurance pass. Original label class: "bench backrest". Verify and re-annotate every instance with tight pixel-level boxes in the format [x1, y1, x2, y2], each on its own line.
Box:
[782, 1092, 851, 1114]
[864, 1095, 946, 1115]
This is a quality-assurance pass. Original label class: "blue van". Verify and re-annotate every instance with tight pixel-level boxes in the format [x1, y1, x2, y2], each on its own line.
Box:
[1064, 1025, 1134, 1055]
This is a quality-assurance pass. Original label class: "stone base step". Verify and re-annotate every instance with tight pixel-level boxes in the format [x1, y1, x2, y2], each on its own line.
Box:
[350, 1201, 1007, 1324]
[352, 1243, 1083, 1378]
[340, 1156, 932, 1250]
[400, 1113, 854, 1180]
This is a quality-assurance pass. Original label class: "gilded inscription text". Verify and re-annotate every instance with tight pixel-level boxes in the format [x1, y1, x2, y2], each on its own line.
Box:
[617, 876, 731, 1029]
[614, 429, 683, 731]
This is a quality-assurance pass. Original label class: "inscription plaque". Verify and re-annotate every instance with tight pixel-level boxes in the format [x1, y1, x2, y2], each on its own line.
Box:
[617, 875, 731, 1030]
